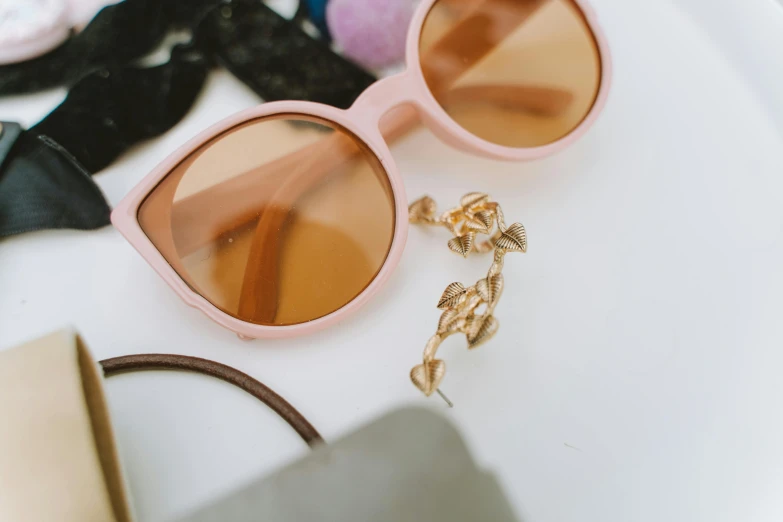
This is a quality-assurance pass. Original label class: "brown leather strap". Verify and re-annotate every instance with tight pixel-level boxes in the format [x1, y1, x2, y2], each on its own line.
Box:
[99, 354, 323, 447]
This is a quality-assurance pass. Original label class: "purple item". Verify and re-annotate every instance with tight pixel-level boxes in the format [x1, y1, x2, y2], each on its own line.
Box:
[327, 0, 414, 70]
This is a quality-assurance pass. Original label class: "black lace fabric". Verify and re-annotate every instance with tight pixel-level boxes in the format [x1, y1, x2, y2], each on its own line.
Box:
[200, 0, 374, 108]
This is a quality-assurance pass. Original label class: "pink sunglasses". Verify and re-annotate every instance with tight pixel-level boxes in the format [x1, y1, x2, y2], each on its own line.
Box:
[113, 0, 612, 340]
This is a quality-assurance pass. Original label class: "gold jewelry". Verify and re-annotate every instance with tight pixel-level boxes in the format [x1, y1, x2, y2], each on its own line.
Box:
[408, 192, 527, 404]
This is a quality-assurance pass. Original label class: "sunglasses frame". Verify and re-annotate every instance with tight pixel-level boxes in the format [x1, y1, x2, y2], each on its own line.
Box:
[113, 0, 613, 340]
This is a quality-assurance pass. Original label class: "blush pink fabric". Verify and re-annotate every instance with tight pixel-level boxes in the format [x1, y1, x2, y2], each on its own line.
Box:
[327, 0, 415, 69]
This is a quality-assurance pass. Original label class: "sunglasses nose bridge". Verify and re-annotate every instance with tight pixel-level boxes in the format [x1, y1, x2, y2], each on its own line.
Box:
[347, 72, 419, 132]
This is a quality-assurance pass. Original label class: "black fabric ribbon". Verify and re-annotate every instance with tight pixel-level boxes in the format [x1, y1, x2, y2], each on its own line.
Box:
[0, 131, 111, 236]
[0, 0, 375, 238]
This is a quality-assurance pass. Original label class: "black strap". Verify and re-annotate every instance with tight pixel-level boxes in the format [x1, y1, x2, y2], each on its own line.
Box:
[30, 50, 210, 174]
[0, 0, 218, 95]
[0, 130, 111, 236]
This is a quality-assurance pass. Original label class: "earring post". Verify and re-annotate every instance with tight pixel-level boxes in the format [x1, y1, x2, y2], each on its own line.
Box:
[436, 388, 454, 408]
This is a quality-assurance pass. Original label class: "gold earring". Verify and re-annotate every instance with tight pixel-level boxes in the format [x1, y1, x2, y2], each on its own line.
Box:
[408, 192, 527, 406]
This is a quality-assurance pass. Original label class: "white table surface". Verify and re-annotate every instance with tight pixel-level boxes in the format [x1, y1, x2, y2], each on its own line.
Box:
[2, 1, 783, 521]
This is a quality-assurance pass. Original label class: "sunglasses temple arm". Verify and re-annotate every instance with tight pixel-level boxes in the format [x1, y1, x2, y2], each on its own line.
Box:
[234, 137, 359, 323]
[419, 0, 545, 92]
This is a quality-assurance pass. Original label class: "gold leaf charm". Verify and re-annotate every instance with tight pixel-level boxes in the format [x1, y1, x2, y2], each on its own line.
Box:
[437, 282, 467, 309]
[465, 210, 494, 233]
[410, 359, 446, 396]
[461, 192, 489, 210]
[448, 233, 475, 257]
[438, 207, 463, 235]
[409, 196, 437, 223]
[476, 273, 504, 304]
[466, 314, 499, 349]
[407, 192, 526, 401]
[495, 223, 527, 253]
[437, 308, 461, 333]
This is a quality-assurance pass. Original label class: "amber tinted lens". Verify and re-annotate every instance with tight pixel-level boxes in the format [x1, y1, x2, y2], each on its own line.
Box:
[420, 0, 601, 148]
[138, 115, 396, 326]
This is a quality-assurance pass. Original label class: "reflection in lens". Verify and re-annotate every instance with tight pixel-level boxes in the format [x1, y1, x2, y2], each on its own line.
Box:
[420, 0, 602, 148]
[138, 115, 396, 326]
